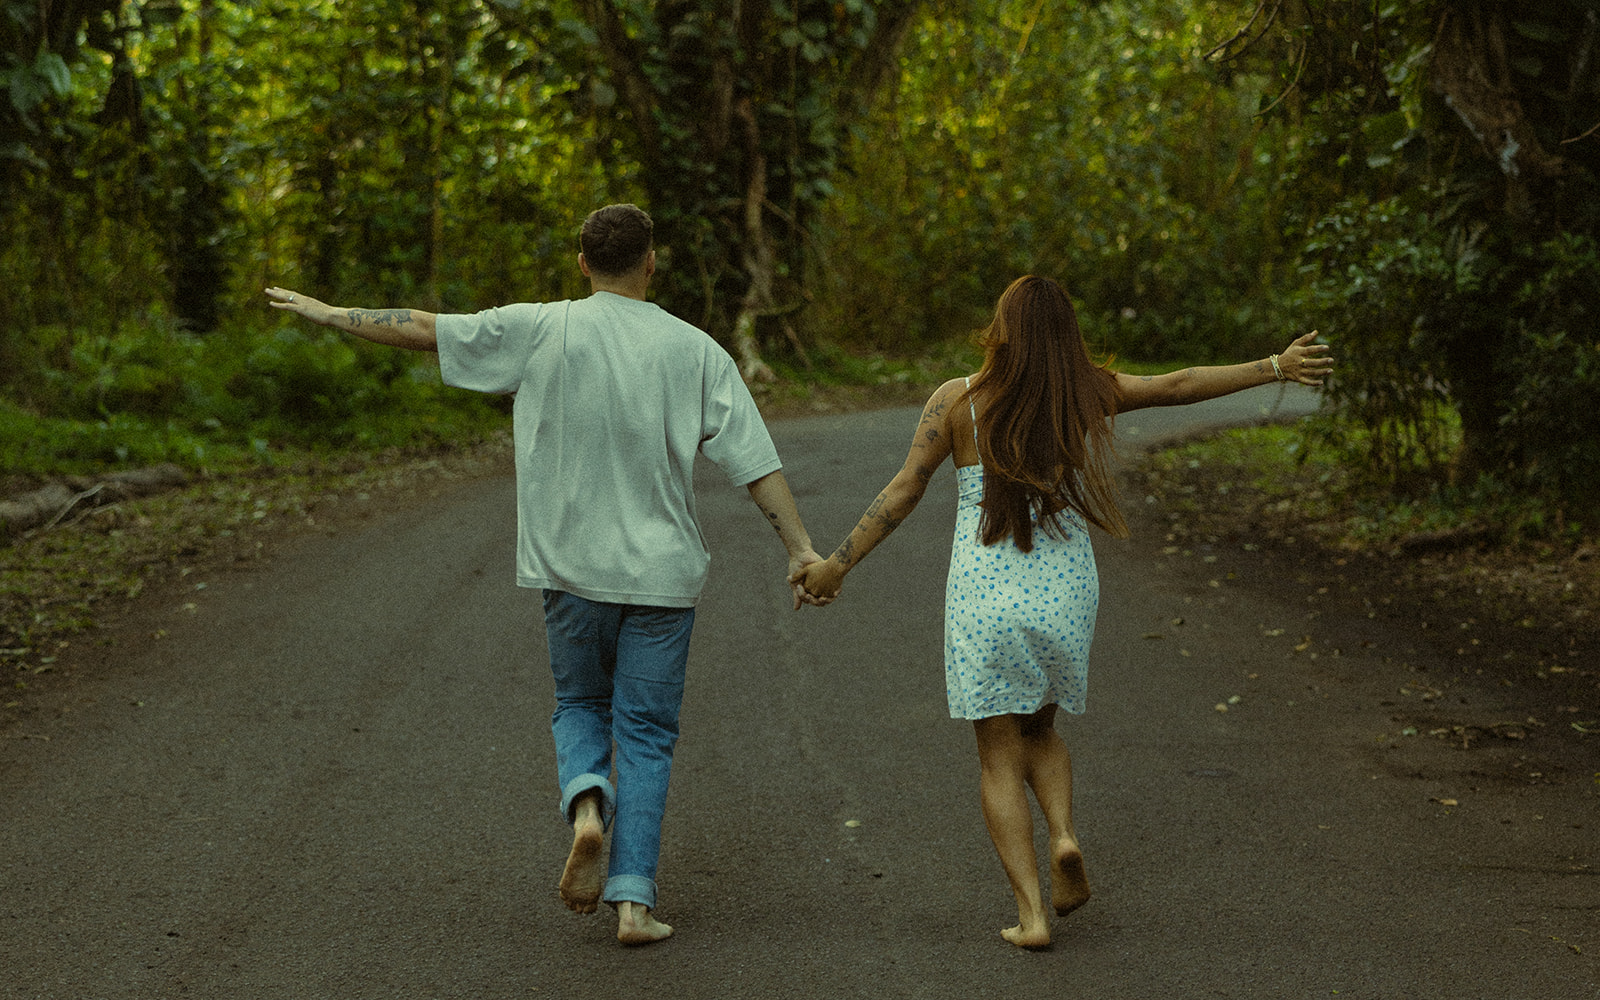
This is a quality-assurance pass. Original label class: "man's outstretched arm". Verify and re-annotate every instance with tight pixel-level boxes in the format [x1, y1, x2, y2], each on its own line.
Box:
[265, 287, 438, 352]
[745, 470, 823, 610]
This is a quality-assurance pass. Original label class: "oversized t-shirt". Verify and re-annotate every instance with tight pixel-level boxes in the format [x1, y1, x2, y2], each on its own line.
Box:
[435, 292, 782, 607]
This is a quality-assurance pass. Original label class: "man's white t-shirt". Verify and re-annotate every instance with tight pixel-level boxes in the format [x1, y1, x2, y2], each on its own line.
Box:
[436, 292, 782, 607]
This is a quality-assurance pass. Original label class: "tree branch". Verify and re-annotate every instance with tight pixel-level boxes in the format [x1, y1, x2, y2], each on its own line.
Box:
[576, 0, 661, 162]
[1561, 119, 1600, 145]
[1205, 0, 1284, 62]
[1254, 36, 1307, 118]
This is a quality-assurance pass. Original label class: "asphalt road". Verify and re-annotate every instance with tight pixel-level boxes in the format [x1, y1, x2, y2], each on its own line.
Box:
[2, 384, 1595, 999]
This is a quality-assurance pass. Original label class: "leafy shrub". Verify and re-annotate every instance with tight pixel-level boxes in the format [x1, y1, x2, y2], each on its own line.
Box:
[0, 318, 506, 475]
[1296, 192, 1477, 489]
[1497, 233, 1600, 517]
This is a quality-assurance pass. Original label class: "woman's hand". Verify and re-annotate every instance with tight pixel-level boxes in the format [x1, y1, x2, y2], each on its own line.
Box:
[1275, 330, 1334, 386]
[790, 558, 846, 606]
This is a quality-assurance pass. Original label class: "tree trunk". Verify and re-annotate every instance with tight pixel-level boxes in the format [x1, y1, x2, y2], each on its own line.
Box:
[733, 99, 778, 383]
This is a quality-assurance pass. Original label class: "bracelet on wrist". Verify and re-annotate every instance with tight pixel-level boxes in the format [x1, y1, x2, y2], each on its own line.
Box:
[1270, 354, 1285, 381]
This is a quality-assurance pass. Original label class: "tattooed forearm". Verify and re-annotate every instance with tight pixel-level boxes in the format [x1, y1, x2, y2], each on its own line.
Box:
[864, 494, 904, 532]
[346, 308, 414, 328]
[835, 535, 857, 567]
[757, 504, 783, 533]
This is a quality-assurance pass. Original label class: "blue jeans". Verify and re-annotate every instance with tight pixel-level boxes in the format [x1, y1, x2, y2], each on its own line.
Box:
[543, 590, 695, 910]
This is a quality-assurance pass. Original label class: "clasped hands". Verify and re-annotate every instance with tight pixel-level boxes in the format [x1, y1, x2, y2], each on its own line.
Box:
[788, 552, 842, 609]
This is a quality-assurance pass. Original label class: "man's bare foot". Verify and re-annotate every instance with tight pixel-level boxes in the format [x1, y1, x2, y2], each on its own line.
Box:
[1051, 839, 1092, 916]
[1000, 913, 1051, 949]
[558, 801, 604, 914]
[616, 901, 673, 945]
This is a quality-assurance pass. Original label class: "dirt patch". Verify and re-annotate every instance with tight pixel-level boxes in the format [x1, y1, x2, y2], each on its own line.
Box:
[1127, 445, 1600, 767]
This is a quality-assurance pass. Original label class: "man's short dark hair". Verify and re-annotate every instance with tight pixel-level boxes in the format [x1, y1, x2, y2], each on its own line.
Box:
[580, 204, 653, 277]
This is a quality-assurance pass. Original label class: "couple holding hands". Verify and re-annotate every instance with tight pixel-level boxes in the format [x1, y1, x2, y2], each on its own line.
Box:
[268, 203, 1331, 948]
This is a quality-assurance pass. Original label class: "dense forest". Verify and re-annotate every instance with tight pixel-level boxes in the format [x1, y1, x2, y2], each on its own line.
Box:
[3, 0, 1598, 520]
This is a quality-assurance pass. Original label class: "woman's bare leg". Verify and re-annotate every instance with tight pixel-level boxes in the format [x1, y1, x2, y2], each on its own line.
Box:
[974, 715, 1051, 948]
[1017, 707, 1091, 915]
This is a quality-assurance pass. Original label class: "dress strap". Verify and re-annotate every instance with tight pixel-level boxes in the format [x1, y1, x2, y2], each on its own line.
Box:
[964, 377, 979, 449]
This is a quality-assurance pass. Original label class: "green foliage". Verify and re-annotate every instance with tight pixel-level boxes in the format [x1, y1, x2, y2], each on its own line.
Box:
[1, 316, 507, 476]
[1233, 0, 1600, 517]
[813, 0, 1293, 360]
[4, 0, 1598, 528]
[575, 0, 916, 346]
[1148, 421, 1586, 552]
[1295, 191, 1470, 486]
[1497, 234, 1600, 515]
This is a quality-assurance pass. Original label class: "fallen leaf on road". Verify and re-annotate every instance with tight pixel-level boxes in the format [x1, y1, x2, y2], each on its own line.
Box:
[1430, 797, 1459, 807]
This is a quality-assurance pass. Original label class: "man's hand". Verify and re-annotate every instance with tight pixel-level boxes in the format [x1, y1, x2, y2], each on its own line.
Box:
[264, 287, 332, 325]
[788, 549, 824, 610]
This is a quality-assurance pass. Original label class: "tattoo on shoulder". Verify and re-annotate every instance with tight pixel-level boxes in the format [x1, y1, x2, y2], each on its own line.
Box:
[348, 308, 413, 328]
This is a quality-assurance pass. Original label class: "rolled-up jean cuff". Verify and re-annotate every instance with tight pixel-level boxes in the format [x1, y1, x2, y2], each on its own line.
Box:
[561, 774, 615, 829]
[603, 874, 657, 909]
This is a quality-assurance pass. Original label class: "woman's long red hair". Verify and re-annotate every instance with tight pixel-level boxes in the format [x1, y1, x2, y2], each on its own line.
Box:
[961, 275, 1128, 550]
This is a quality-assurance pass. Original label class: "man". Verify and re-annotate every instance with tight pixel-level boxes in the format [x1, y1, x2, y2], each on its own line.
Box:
[266, 204, 819, 945]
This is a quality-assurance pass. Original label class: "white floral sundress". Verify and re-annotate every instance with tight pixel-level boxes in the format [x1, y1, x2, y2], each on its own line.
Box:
[943, 385, 1099, 720]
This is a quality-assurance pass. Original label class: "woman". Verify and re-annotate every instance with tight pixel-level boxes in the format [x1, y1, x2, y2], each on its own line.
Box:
[794, 275, 1331, 948]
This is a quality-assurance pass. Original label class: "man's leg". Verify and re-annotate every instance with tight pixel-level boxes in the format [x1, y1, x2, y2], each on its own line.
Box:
[603, 604, 694, 944]
[543, 590, 622, 913]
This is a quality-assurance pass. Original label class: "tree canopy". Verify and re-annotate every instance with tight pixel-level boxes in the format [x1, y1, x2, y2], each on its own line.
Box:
[3, 0, 1598, 517]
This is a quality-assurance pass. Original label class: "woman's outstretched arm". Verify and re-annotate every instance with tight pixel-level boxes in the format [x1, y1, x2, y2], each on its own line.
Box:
[1114, 330, 1330, 412]
[794, 378, 961, 602]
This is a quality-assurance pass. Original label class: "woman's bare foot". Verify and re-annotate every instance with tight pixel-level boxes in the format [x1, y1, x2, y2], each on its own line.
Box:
[616, 901, 673, 945]
[558, 799, 604, 913]
[1000, 911, 1052, 949]
[1050, 839, 1091, 916]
